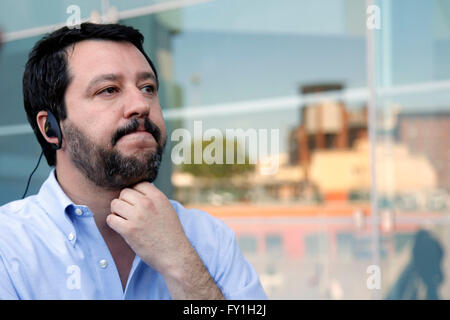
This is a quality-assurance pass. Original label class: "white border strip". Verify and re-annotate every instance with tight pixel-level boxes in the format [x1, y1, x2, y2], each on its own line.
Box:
[0, 124, 32, 137]
[164, 88, 369, 120]
[4, 22, 70, 42]
[378, 79, 450, 96]
[164, 95, 303, 119]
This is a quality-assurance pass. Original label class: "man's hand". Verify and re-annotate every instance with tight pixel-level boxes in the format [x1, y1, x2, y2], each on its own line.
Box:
[106, 182, 225, 299]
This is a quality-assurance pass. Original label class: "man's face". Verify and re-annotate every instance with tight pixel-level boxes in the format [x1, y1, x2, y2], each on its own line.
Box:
[62, 40, 167, 189]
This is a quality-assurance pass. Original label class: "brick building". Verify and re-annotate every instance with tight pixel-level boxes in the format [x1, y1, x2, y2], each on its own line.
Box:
[395, 111, 450, 192]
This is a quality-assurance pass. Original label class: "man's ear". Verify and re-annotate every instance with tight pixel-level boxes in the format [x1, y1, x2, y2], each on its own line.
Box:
[36, 110, 60, 146]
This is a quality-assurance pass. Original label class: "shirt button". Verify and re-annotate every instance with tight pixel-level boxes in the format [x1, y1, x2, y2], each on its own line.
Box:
[68, 232, 75, 241]
[75, 208, 83, 216]
[99, 259, 108, 268]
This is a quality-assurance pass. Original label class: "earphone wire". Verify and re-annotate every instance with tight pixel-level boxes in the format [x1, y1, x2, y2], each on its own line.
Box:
[22, 150, 44, 199]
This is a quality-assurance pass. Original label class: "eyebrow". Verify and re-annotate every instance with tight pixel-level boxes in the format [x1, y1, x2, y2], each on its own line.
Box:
[85, 71, 157, 94]
[85, 73, 121, 94]
[137, 71, 157, 84]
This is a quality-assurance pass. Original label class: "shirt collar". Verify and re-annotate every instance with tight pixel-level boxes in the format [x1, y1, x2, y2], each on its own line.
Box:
[36, 168, 77, 246]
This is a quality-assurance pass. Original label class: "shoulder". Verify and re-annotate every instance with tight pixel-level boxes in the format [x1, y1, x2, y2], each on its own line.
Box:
[1, 195, 39, 214]
[0, 196, 39, 227]
[0, 196, 50, 254]
[0, 195, 46, 222]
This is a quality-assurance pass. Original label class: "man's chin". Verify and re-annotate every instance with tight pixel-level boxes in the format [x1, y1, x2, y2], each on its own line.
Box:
[101, 171, 157, 190]
[122, 175, 153, 188]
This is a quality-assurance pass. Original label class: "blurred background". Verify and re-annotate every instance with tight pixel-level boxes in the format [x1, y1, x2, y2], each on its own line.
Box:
[0, 0, 449, 299]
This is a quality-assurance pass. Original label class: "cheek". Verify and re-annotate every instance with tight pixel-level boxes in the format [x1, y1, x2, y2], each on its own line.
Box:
[78, 121, 115, 148]
[157, 118, 167, 144]
[157, 116, 166, 133]
[87, 113, 122, 146]
[151, 109, 167, 140]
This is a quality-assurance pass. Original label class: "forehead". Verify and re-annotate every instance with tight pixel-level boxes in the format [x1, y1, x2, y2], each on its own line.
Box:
[66, 39, 154, 80]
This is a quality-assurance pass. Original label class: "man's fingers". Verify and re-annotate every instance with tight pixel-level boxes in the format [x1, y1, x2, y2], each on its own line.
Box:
[119, 187, 144, 205]
[133, 182, 161, 198]
[111, 198, 133, 220]
[106, 213, 128, 235]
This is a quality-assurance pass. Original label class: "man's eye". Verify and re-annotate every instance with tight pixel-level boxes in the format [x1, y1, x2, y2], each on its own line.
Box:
[98, 87, 119, 96]
[141, 85, 156, 94]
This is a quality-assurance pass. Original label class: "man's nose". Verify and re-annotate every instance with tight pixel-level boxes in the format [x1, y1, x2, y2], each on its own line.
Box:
[123, 87, 151, 119]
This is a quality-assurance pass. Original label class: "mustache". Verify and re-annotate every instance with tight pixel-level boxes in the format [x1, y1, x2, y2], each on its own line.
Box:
[111, 118, 162, 147]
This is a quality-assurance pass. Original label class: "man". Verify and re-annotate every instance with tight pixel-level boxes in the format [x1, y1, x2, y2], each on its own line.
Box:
[0, 23, 267, 299]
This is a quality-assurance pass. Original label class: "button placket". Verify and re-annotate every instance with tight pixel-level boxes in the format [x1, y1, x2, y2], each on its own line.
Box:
[73, 211, 124, 298]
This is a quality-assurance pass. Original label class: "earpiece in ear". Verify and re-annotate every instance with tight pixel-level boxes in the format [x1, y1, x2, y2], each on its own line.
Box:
[44, 109, 62, 150]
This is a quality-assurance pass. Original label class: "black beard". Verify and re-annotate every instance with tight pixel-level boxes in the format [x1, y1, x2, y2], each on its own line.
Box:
[62, 118, 166, 190]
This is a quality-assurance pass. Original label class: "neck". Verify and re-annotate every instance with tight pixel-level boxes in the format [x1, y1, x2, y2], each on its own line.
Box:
[54, 155, 120, 232]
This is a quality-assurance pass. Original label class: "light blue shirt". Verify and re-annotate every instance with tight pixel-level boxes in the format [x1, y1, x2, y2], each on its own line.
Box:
[0, 170, 267, 300]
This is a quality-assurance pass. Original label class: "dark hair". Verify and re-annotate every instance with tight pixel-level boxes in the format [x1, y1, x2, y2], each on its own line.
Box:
[23, 23, 159, 166]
